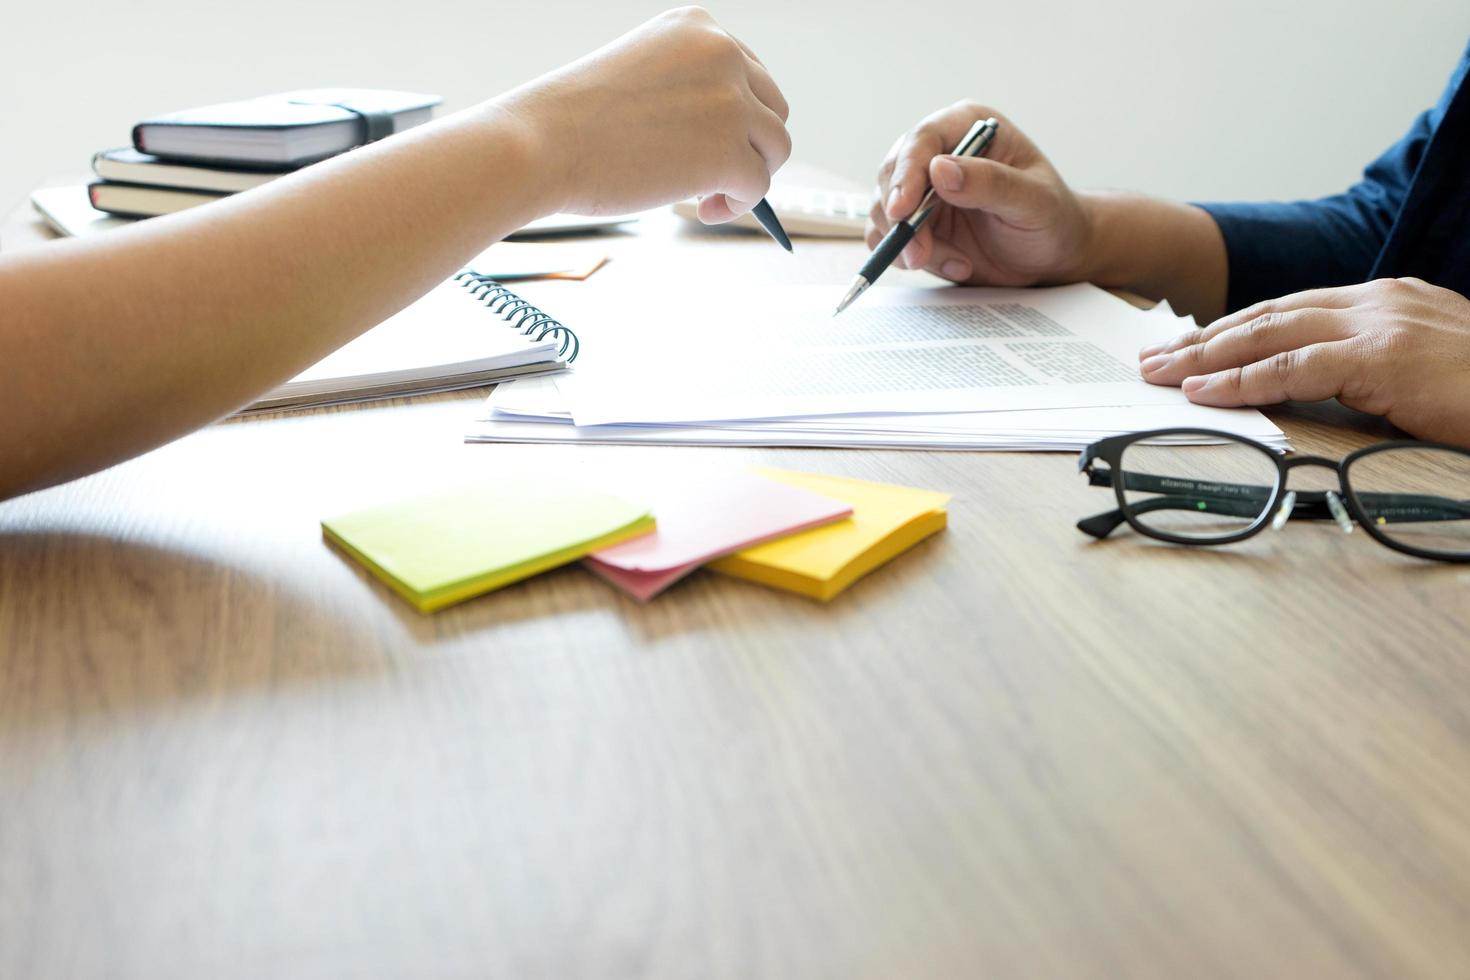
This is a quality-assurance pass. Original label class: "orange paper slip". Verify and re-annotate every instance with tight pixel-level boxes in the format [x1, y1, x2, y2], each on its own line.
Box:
[464, 242, 608, 281]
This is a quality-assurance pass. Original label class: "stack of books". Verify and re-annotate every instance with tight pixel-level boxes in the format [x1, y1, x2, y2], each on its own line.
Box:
[82, 88, 442, 219]
[31, 87, 642, 241]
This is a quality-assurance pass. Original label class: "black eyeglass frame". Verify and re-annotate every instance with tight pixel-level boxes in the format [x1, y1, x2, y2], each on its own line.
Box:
[1076, 428, 1470, 562]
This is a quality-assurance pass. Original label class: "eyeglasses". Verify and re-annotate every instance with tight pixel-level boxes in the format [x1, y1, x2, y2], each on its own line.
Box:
[1076, 428, 1470, 562]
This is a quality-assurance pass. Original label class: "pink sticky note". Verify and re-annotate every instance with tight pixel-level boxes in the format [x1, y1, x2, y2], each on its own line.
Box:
[584, 472, 853, 600]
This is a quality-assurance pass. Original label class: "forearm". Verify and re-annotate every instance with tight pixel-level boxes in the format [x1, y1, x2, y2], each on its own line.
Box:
[1077, 191, 1228, 323]
[1, 7, 792, 502]
[0, 101, 554, 501]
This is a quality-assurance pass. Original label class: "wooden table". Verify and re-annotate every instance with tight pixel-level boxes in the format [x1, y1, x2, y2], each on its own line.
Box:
[4, 187, 1469, 979]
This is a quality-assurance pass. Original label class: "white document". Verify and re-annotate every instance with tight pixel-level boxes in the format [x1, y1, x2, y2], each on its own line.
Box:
[467, 284, 1288, 452]
[471, 378, 1288, 452]
[558, 284, 1203, 426]
[483, 377, 1281, 436]
[465, 409, 1286, 452]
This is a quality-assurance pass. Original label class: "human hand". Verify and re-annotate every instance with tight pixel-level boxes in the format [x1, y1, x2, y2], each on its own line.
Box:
[497, 6, 790, 221]
[1139, 277, 1470, 446]
[867, 101, 1093, 285]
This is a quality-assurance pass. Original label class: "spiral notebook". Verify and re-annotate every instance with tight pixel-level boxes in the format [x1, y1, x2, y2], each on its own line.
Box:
[245, 272, 580, 412]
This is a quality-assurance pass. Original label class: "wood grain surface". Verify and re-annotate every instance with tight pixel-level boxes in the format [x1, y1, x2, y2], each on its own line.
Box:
[4, 181, 1470, 980]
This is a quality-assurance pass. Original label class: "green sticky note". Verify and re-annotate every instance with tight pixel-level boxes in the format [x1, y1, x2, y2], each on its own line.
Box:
[322, 481, 654, 612]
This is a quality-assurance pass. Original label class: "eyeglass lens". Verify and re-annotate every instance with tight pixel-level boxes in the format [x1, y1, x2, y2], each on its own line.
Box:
[1116, 439, 1279, 541]
[1345, 446, 1470, 558]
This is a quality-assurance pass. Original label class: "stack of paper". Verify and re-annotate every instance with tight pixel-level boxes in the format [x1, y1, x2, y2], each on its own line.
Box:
[465, 283, 1288, 452]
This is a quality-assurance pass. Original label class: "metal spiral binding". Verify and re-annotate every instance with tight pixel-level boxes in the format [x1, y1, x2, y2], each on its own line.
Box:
[452, 271, 581, 362]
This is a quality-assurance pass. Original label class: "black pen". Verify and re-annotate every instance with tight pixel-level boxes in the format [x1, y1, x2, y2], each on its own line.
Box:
[834, 117, 999, 315]
[751, 198, 792, 252]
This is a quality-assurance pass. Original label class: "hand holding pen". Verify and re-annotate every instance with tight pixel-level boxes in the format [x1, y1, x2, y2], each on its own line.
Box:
[849, 105, 1096, 312]
[837, 118, 997, 313]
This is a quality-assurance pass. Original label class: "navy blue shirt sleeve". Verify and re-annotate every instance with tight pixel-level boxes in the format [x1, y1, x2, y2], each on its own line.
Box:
[1196, 45, 1469, 313]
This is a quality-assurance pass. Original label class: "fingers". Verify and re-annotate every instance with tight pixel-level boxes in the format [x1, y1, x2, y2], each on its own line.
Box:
[1207, 284, 1365, 335]
[926, 155, 1052, 227]
[865, 187, 968, 279]
[1140, 283, 1364, 358]
[924, 238, 976, 282]
[865, 198, 890, 249]
[720, 22, 788, 122]
[885, 128, 946, 221]
[1179, 341, 1360, 408]
[899, 224, 934, 270]
[863, 197, 935, 271]
[882, 102, 999, 221]
[871, 101, 1009, 260]
[744, 58, 789, 122]
[704, 146, 773, 222]
[726, 29, 766, 67]
[1140, 308, 1350, 386]
[892, 103, 998, 198]
[697, 193, 741, 223]
[875, 133, 905, 189]
[746, 102, 792, 175]
[702, 187, 764, 223]
[701, 88, 787, 225]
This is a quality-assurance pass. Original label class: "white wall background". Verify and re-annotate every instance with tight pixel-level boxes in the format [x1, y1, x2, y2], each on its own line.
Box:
[2, 0, 1467, 218]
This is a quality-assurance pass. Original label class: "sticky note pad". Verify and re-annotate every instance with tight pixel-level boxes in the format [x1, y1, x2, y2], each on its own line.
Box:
[708, 469, 950, 601]
[583, 471, 853, 601]
[322, 482, 654, 612]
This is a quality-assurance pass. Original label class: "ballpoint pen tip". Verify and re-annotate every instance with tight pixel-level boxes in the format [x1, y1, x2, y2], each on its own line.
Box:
[834, 278, 866, 316]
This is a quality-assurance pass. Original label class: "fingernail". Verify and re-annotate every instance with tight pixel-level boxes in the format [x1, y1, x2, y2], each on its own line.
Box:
[1165, 331, 1200, 353]
[1138, 342, 1166, 359]
[1181, 376, 1208, 393]
[886, 186, 904, 219]
[1139, 354, 1171, 374]
[932, 157, 963, 192]
[900, 242, 922, 268]
[940, 259, 970, 281]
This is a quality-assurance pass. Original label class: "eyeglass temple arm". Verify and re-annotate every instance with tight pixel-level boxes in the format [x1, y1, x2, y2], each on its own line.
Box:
[1078, 468, 1470, 537]
[1343, 492, 1470, 523]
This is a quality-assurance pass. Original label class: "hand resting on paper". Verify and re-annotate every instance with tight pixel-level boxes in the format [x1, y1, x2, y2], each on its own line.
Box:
[1139, 277, 1470, 446]
[870, 84, 1470, 448]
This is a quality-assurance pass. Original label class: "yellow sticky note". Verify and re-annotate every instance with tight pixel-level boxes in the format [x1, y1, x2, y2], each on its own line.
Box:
[323, 481, 653, 612]
[709, 468, 950, 601]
